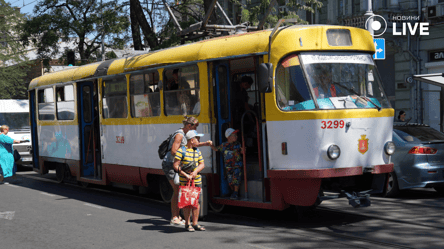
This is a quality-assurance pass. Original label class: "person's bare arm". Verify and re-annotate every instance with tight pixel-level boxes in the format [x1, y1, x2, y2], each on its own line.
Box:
[170, 133, 184, 156]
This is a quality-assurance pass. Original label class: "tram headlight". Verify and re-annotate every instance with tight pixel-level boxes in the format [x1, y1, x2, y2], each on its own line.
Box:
[327, 144, 341, 160]
[385, 141, 395, 155]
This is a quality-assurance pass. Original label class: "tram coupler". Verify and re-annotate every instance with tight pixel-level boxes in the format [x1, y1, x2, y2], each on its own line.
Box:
[339, 190, 371, 208]
[320, 190, 371, 208]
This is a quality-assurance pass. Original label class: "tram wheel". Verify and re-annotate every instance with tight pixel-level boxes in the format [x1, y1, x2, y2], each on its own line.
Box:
[209, 201, 225, 213]
[310, 188, 324, 210]
[385, 172, 400, 197]
[55, 164, 65, 183]
[159, 178, 173, 203]
[79, 181, 90, 188]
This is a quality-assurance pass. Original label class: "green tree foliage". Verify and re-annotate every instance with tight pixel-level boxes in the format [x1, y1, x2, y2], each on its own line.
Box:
[235, 0, 323, 27]
[129, 0, 323, 51]
[0, 0, 31, 99]
[129, 0, 205, 50]
[20, 0, 130, 65]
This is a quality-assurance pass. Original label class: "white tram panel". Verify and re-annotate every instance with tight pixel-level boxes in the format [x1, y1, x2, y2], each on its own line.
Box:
[37, 124, 80, 160]
[101, 123, 212, 171]
[267, 116, 393, 170]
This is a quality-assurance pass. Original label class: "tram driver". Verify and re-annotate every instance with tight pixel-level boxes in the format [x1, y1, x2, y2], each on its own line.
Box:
[311, 65, 336, 98]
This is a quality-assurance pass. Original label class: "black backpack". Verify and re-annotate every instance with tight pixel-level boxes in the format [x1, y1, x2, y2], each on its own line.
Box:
[158, 131, 181, 159]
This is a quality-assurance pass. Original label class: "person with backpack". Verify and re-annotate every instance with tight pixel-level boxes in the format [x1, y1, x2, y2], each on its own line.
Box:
[161, 116, 211, 226]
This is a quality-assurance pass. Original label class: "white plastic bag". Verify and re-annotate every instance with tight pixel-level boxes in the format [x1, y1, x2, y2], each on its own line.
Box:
[174, 172, 180, 185]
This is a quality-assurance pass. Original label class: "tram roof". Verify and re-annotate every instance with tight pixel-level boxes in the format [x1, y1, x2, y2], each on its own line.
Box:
[29, 25, 374, 90]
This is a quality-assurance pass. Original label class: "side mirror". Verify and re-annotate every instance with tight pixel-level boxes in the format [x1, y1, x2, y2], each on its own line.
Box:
[258, 63, 273, 93]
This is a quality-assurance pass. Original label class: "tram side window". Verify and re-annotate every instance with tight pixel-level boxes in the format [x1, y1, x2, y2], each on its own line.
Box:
[103, 76, 128, 119]
[130, 71, 160, 117]
[38, 88, 55, 120]
[56, 85, 75, 120]
[276, 55, 314, 111]
[164, 65, 200, 116]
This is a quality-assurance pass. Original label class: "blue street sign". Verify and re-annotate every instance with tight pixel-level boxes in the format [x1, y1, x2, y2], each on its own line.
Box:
[373, 38, 385, 60]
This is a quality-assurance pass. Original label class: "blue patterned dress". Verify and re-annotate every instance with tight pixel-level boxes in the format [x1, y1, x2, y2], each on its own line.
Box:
[0, 134, 16, 178]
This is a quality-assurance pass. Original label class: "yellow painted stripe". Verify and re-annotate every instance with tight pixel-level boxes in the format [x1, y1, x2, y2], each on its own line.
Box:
[37, 120, 78, 126]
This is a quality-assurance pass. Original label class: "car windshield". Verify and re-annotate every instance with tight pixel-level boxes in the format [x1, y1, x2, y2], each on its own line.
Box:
[299, 52, 391, 110]
[0, 113, 30, 131]
[394, 126, 444, 142]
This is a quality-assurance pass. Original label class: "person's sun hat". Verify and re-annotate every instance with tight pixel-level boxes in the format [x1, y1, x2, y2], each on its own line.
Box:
[225, 128, 239, 138]
[186, 130, 204, 140]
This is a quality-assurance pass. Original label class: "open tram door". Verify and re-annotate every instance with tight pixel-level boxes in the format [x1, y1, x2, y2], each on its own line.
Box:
[77, 81, 102, 182]
[29, 90, 40, 172]
[213, 57, 266, 204]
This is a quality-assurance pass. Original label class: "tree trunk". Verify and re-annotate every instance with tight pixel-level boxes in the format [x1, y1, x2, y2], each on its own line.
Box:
[130, 0, 158, 49]
[204, 0, 217, 25]
[130, 1, 143, 50]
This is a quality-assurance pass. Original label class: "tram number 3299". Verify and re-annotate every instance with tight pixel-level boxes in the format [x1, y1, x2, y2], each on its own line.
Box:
[321, 120, 345, 129]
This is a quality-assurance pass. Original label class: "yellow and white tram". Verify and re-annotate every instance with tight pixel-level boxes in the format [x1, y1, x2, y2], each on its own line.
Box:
[28, 24, 395, 215]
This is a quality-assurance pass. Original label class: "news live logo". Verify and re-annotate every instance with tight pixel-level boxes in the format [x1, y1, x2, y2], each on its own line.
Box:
[365, 14, 429, 36]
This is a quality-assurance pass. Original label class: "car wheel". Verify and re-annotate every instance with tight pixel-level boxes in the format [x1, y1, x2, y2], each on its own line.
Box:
[385, 172, 400, 197]
[433, 187, 444, 195]
[159, 177, 173, 203]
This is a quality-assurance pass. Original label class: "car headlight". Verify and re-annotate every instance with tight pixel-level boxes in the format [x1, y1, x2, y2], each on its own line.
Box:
[385, 141, 395, 155]
[327, 144, 341, 160]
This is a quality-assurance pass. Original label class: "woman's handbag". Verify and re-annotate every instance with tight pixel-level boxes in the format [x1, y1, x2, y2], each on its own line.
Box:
[178, 179, 201, 209]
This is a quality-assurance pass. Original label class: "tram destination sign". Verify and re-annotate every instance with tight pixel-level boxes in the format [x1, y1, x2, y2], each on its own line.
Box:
[429, 50, 444, 62]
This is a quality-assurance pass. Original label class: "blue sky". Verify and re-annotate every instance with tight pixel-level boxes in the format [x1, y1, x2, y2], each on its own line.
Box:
[6, 0, 37, 15]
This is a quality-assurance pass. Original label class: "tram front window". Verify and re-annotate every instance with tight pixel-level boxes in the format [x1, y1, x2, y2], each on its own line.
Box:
[300, 52, 390, 110]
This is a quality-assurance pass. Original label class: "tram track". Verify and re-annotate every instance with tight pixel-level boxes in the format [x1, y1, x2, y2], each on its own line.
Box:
[16, 173, 431, 248]
[370, 196, 444, 209]
[318, 205, 444, 230]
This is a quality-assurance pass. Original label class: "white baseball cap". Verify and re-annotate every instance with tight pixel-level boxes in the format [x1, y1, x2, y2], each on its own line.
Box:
[225, 128, 239, 138]
[186, 130, 204, 140]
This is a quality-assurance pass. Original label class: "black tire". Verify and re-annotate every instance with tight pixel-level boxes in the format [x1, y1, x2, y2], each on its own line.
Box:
[385, 172, 400, 197]
[433, 187, 444, 195]
[159, 177, 173, 203]
[56, 164, 65, 183]
[79, 181, 90, 188]
[209, 201, 225, 213]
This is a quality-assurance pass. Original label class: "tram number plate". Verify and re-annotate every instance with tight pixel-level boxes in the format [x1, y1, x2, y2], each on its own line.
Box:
[321, 120, 345, 129]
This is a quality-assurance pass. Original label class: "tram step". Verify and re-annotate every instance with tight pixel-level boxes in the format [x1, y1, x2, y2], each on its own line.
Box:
[239, 180, 263, 201]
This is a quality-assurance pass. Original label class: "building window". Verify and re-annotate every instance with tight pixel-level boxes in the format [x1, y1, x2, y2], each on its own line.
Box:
[130, 71, 160, 117]
[163, 65, 200, 116]
[103, 76, 128, 119]
[38, 88, 55, 120]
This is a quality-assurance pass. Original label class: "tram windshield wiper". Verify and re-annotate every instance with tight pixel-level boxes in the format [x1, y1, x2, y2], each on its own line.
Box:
[333, 82, 382, 111]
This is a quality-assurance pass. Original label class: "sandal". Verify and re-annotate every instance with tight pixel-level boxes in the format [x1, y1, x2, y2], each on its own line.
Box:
[170, 218, 185, 226]
[185, 225, 195, 232]
[192, 224, 206, 231]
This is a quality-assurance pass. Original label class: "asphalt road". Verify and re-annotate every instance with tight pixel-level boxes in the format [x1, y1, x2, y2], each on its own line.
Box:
[1, 172, 444, 249]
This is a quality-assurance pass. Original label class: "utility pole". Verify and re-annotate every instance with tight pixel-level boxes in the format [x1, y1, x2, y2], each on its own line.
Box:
[101, 0, 105, 61]
[364, 0, 374, 36]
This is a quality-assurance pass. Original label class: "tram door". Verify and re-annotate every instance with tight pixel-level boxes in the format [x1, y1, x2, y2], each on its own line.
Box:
[29, 90, 40, 171]
[78, 81, 101, 179]
[215, 63, 232, 196]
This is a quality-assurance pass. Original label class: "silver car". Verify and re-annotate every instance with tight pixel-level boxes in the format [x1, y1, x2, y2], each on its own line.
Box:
[387, 123, 444, 197]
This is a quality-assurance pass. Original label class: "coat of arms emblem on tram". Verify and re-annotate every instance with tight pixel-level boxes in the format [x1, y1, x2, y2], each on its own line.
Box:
[358, 135, 369, 154]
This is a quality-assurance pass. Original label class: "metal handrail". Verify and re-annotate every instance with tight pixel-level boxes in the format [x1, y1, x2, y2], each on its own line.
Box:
[240, 110, 263, 200]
